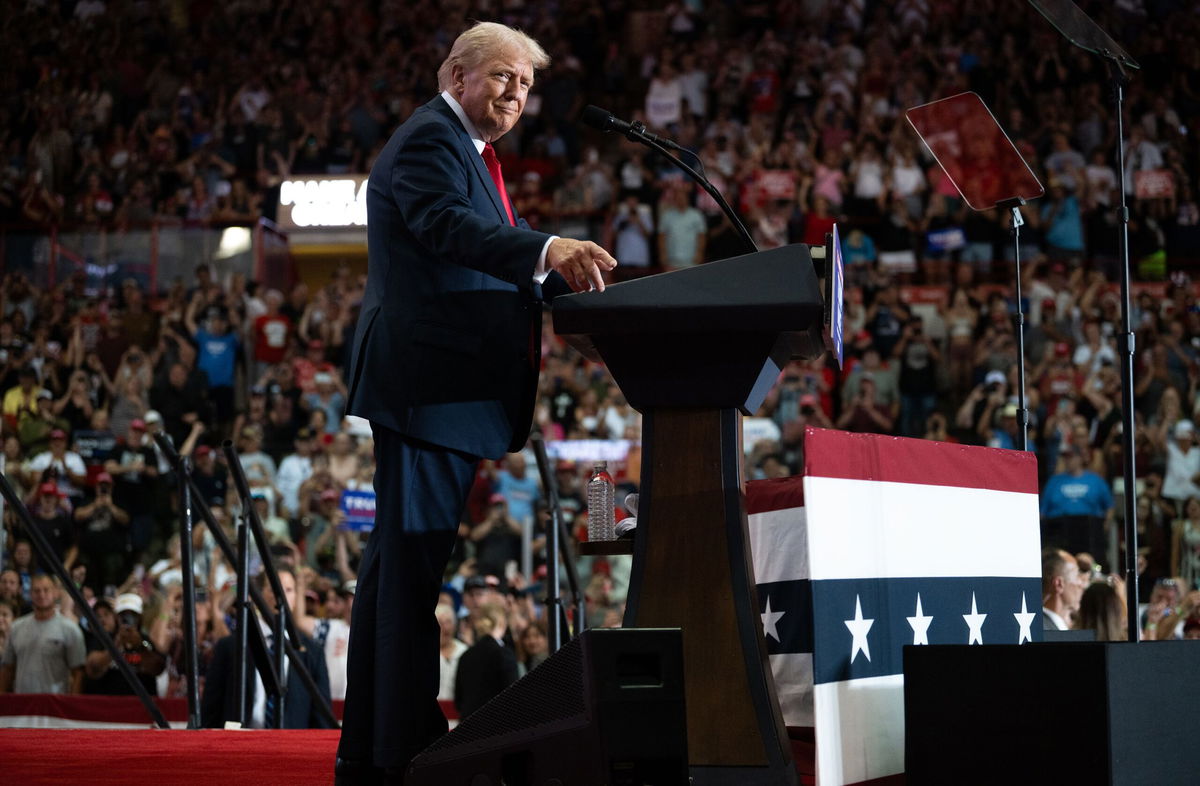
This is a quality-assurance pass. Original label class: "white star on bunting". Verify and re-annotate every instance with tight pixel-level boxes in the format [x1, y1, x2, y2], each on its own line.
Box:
[761, 595, 786, 642]
[1014, 592, 1037, 645]
[906, 593, 933, 645]
[963, 592, 987, 645]
[844, 594, 874, 663]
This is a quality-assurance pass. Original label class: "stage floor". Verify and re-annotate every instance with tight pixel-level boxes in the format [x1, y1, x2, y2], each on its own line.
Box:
[1, 729, 342, 785]
[1, 727, 823, 785]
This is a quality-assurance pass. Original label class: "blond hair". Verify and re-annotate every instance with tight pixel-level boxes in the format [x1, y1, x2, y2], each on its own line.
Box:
[437, 21, 550, 92]
[472, 602, 508, 636]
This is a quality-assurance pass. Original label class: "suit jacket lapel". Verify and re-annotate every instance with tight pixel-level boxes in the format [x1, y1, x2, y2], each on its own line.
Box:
[428, 96, 509, 225]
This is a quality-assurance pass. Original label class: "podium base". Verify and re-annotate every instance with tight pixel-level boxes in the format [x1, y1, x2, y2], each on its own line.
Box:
[690, 764, 799, 786]
[905, 642, 1200, 786]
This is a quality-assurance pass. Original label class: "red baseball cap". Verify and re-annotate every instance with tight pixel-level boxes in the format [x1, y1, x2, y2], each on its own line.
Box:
[39, 482, 60, 497]
[50, 429, 67, 440]
[130, 419, 146, 431]
[96, 472, 113, 484]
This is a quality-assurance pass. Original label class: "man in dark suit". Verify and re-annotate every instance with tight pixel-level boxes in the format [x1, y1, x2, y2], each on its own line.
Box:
[335, 20, 617, 785]
[454, 603, 518, 718]
[201, 566, 332, 729]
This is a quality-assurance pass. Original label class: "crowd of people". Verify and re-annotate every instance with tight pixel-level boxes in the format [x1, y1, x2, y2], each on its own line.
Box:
[3, 0, 1200, 722]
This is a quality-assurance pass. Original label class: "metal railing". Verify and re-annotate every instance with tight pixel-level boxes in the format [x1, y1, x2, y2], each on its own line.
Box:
[153, 432, 337, 729]
[0, 218, 295, 295]
[530, 432, 587, 651]
[0, 472, 170, 729]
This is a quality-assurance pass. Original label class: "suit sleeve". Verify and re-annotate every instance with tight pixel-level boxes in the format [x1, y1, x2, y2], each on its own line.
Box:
[541, 270, 573, 303]
[201, 637, 231, 728]
[306, 643, 333, 729]
[390, 120, 552, 289]
[500, 647, 518, 691]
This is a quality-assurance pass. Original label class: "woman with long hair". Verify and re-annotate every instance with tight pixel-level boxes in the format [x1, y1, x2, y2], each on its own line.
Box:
[1076, 578, 1127, 642]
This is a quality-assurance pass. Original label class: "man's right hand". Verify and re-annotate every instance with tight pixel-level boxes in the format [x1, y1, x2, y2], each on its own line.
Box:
[546, 238, 618, 293]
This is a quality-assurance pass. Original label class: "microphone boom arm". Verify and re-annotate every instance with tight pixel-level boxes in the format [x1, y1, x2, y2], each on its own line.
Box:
[629, 131, 759, 256]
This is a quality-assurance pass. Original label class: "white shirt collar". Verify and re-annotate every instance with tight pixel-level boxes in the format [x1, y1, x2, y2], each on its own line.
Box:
[440, 90, 485, 154]
[1042, 606, 1069, 631]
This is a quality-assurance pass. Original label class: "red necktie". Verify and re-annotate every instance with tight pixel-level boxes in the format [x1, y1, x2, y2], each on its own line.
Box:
[482, 143, 516, 226]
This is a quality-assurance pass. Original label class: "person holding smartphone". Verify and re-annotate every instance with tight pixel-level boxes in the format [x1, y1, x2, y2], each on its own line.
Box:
[75, 473, 131, 595]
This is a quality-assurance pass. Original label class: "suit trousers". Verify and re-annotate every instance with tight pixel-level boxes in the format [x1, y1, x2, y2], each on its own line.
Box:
[337, 423, 479, 769]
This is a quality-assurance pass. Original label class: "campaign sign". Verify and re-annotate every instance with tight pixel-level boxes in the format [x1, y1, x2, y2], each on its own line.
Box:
[340, 489, 376, 532]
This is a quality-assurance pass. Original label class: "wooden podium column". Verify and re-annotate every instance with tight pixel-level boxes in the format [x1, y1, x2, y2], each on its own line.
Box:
[624, 407, 795, 786]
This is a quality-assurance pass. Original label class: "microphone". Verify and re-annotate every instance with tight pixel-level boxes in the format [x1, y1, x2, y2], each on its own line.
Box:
[581, 105, 684, 152]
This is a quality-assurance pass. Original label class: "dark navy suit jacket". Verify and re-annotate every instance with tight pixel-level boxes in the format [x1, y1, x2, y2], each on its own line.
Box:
[346, 95, 571, 459]
[201, 631, 333, 729]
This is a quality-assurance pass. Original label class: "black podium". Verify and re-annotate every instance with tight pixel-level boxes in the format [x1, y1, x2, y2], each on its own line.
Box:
[553, 244, 825, 785]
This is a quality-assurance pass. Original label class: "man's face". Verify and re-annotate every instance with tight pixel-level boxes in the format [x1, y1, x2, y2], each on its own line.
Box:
[0, 571, 18, 597]
[453, 47, 533, 143]
[30, 577, 57, 611]
[326, 592, 346, 619]
[95, 605, 115, 633]
[263, 572, 297, 614]
[436, 608, 456, 639]
[1058, 559, 1086, 612]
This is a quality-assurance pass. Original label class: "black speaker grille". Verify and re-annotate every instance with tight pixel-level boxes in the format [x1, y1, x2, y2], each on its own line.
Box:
[423, 632, 588, 755]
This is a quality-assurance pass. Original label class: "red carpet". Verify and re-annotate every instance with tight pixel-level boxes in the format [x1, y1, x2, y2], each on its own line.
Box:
[0, 726, 896, 785]
[0, 729, 342, 785]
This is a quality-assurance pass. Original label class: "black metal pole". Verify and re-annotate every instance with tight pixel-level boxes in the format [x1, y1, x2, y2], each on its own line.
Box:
[530, 433, 590, 641]
[0, 472, 170, 729]
[152, 433, 336, 726]
[1001, 199, 1030, 452]
[234, 495, 250, 726]
[530, 434, 564, 652]
[221, 440, 338, 727]
[1107, 58, 1140, 642]
[221, 442, 304, 645]
[273, 606, 286, 728]
[177, 456, 202, 729]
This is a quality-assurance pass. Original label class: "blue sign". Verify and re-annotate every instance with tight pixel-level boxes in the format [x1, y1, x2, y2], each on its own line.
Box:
[828, 224, 845, 369]
[340, 489, 376, 532]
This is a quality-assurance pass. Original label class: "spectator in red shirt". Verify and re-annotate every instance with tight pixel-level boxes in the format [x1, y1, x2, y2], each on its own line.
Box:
[252, 290, 291, 383]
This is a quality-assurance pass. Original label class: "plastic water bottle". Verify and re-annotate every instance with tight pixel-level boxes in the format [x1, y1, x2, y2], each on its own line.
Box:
[586, 461, 615, 541]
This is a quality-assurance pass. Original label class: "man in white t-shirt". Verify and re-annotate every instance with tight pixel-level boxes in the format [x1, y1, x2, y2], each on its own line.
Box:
[26, 429, 88, 498]
[1163, 419, 1200, 510]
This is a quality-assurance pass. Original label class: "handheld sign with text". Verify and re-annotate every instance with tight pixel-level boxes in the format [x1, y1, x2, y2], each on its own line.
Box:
[340, 489, 376, 532]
